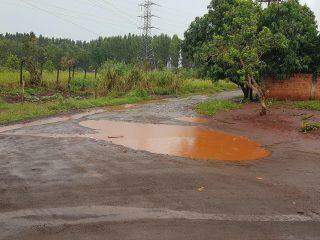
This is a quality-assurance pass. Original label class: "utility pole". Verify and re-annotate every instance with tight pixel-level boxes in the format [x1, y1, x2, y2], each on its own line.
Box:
[138, 0, 159, 64]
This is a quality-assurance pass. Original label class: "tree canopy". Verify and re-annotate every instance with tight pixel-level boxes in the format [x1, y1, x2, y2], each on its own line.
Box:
[0, 32, 183, 72]
[183, 0, 320, 113]
[183, 0, 319, 78]
[259, 0, 319, 76]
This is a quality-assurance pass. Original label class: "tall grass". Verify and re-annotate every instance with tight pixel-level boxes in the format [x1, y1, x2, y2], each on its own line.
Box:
[0, 66, 237, 98]
[0, 69, 95, 91]
[147, 70, 183, 95]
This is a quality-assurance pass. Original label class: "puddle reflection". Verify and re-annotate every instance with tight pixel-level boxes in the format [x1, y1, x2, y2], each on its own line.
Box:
[177, 116, 210, 124]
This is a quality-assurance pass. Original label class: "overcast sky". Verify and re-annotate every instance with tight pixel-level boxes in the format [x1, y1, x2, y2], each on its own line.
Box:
[0, 0, 318, 41]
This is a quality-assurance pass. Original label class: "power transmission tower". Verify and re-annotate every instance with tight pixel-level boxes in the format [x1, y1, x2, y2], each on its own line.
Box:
[138, 0, 159, 64]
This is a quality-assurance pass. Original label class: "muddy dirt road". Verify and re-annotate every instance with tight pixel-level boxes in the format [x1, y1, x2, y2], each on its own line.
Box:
[1, 90, 320, 240]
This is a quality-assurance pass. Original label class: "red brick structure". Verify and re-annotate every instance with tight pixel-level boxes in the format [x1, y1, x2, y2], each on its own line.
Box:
[264, 74, 319, 100]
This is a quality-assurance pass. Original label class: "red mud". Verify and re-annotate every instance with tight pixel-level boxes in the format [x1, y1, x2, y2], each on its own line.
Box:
[213, 103, 320, 140]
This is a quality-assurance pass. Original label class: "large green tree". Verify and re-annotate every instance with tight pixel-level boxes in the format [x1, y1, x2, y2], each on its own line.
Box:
[183, 0, 319, 105]
[152, 34, 172, 68]
[182, 14, 213, 67]
[259, 0, 319, 76]
[169, 34, 182, 68]
[195, 0, 286, 114]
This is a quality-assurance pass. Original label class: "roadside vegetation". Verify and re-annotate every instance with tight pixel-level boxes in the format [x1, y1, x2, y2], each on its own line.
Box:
[196, 100, 241, 116]
[0, 93, 147, 124]
[301, 122, 320, 133]
[0, 63, 236, 124]
[293, 101, 320, 111]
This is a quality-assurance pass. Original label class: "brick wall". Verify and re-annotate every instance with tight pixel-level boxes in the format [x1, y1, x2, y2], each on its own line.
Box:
[264, 74, 320, 101]
[316, 77, 320, 100]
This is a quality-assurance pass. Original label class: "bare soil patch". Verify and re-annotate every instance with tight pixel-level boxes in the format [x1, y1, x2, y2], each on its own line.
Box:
[213, 103, 320, 140]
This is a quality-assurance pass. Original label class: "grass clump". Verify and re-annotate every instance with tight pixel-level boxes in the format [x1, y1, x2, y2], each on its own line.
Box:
[196, 99, 241, 116]
[293, 101, 320, 111]
[147, 70, 182, 95]
[301, 121, 320, 133]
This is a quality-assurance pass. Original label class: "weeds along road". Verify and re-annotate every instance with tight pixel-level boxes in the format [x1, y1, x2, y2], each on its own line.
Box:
[0, 90, 320, 240]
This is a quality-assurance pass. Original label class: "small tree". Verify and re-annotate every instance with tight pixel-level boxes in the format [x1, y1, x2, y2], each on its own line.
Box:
[77, 49, 90, 78]
[61, 56, 76, 92]
[22, 32, 42, 86]
[5, 54, 20, 70]
[45, 44, 64, 85]
[43, 60, 55, 72]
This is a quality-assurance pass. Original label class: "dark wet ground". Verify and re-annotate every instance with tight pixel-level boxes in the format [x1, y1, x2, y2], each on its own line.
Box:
[0, 90, 320, 240]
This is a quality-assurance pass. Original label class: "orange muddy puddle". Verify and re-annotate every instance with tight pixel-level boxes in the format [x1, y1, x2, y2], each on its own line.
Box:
[177, 116, 210, 124]
[80, 120, 269, 161]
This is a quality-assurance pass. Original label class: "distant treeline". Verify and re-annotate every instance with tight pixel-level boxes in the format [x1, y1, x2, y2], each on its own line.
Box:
[0, 32, 183, 73]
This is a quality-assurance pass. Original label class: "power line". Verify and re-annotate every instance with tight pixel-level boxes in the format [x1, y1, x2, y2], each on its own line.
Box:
[30, 0, 137, 32]
[18, 0, 100, 37]
[99, 0, 138, 25]
[86, 0, 138, 27]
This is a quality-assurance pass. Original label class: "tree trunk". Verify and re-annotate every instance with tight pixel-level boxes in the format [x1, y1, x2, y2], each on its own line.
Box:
[249, 88, 254, 101]
[20, 60, 24, 86]
[84, 69, 87, 79]
[40, 64, 43, 77]
[21, 78, 25, 103]
[68, 67, 72, 93]
[240, 85, 253, 101]
[241, 85, 249, 100]
[56, 68, 60, 86]
[247, 76, 267, 115]
[40, 64, 44, 86]
[95, 69, 97, 79]
[72, 66, 75, 78]
[25, 61, 42, 86]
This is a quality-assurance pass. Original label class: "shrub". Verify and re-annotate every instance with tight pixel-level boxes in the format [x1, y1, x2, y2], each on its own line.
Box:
[301, 122, 320, 133]
[123, 66, 147, 92]
[97, 62, 123, 95]
[147, 70, 182, 95]
[70, 76, 96, 94]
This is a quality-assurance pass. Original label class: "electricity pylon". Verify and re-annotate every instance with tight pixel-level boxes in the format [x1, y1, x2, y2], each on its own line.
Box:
[138, 0, 159, 63]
